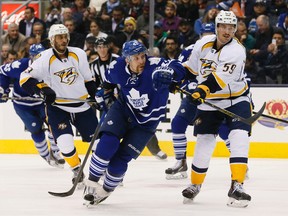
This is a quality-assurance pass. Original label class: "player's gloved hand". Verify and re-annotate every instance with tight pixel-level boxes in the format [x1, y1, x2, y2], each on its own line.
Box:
[189, 84, 210, 105]
[0, 87, 10, 103]
[152, 66, 174, 91]
[36, 83, 56, 105]
[95, 89, 112, 112]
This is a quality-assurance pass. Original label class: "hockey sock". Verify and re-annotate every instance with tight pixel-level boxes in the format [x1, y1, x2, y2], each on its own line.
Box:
[172, 133, 187, 160]
[32, 131, 49, 159]
[230, 159, 248, 183]
[103, 171, 125, 192]
[89, 154, 109, 181]
[191, 164, 207, 185]
[48, 132, 60, 152]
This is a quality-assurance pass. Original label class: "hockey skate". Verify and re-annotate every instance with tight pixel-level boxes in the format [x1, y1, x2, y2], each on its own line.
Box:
[165, 159, 188, 180]
[227, 180, 251, 208]
[49, 150, 65, 169]
[83, 179, 111, 207]
[182, 184, 201, 204]
[72, 166, 85, 189]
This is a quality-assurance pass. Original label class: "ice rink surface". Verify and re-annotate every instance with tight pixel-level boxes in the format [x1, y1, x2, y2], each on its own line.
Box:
[0, 154, 287, 216]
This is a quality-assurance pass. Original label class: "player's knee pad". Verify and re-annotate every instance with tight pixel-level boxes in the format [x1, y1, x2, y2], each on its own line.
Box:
[57, 134, 75, 154]
[229, 129, 249, 158]
[31, 130, 46, 143]
[171, 115, 189, 133]
[193, 134, 216, 168]
[95, 133, 120, 160]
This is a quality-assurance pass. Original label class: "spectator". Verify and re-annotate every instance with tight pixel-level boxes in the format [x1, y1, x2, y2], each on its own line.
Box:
[84, 36, 97, 57]
[125, 0, 144, 19]
[177, 0, 199, 25]
[85, 19, 108, 46]
[82, 6, 98, 35]
[106, 35, 122, 55]
[250, 15, 275, 67]
[270, 0, 288, 21]
[98, 0, 122, 22]
[235, 21, 256, 51]
[1, 23, 26, 53]
[45, 0, 64, 28]
[71, 0, 88, 33]
[5, 50, 18, 64]
[101, 6, 125, 35]
[277, 12, 288, 41]
[194, 4, 219, 36]
[161, 1, 182, 33]
[155, 0, 168, 17]
[154, 20, 168, 53]
[18, 36, 37, 59]
[177, 19, 199, 49]
[64, 18, 86, 48]
[19, 6, 46, 37]
[136, 2, 163, 35]
[32, 22, 50, 49]
[117, 17, 141, 47]
[61, 7, 74, 23]
[1, 44, 11, 64]
[258, 28, 288, 84]
[161, 35, 182, 59]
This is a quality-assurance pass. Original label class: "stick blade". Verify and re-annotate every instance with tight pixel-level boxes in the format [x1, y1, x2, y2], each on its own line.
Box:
[48, 188, 75, 197]
[245, 102, 266, 125]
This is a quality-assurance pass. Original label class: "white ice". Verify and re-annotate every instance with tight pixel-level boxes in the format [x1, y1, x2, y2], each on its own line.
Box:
[0, 155, 287, 216]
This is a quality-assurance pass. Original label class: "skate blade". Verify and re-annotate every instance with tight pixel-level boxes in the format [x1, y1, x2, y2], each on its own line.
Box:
[227, 197, 249, 208]
[77, 181, 85, 190]
[166, 172, 188, 180]
[83, 197, 108, 207]
[183, 197, 194, 204]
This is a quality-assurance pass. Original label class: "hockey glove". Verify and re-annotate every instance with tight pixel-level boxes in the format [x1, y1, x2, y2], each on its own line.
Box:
[189, 84, 210, 105]
[152, 66, 174, 91]
[95, 89, 113, 112]
[0, 87, 9, 103]
[36, 83, 56, 105]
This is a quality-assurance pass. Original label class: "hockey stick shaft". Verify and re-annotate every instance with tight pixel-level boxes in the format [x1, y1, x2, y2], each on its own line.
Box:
[176, 87, 266, 125]
[4, 96, 95, 103]
[48, 118, 102, 197]
[253, 112, 288, 124]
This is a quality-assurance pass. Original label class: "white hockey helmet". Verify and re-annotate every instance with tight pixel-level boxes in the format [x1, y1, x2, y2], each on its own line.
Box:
[215, 10, 237, 32]
[48, 24, 70, 45]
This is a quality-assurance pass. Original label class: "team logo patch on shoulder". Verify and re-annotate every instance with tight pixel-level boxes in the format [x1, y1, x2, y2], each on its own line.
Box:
[34, 53, 41, 60]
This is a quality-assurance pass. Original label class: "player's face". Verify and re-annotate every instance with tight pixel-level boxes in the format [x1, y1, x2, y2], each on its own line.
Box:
[54, 34, 69, 53]
[128, 52, 146, 74]
[216, 23, 235, 45]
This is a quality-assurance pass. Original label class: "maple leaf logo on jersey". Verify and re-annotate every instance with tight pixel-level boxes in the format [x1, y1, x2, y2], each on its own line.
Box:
[11, 61, 21, 69]
[200, 58, 217, 76]
[127, 88, 149, 111]
[54, 67, 78, 85]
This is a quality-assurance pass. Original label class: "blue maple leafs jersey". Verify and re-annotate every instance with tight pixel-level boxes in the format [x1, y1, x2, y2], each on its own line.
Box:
[0, 58, 42, 107]
[104, 56, 186, 128]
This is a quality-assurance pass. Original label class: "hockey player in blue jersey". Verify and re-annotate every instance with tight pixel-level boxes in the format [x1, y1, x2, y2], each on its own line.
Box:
[83, 40, 186, 206]
[0, 44, 65, 168]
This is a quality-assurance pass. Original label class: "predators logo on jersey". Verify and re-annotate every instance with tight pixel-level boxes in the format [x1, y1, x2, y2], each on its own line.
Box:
[199, 58, 217, 77]
[54, 67, 78, 85]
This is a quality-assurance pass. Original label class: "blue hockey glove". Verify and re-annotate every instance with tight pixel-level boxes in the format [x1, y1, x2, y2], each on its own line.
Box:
[95, 89, 113, 112]
[152, 66, 174, 91]
[189, 85, 210, 105]
[0, 87, 10, 103]
[36, 83, 56, 105]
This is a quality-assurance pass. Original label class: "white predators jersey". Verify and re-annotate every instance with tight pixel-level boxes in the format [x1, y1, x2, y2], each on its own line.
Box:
[20, 47, 93, 113]
[184, 34, 250, 110]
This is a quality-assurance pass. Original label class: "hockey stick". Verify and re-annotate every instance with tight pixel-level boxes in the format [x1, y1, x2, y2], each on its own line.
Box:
[253, 112, 288, 124]
[4, 96, 95, 103]
[48, 121, 101, 197]
[176, 87, 266, 125]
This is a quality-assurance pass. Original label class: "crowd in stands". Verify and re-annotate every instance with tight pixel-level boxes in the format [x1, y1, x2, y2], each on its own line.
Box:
[1, 0, 288, 84]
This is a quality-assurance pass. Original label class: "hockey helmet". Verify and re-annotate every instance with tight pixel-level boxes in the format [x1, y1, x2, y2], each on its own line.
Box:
[48, 24, 70, 43]
[95, 37, 109, 46]
[215, 10, 237, 31]
[29, 43, 45, 56]
[122, 40, 147, 58]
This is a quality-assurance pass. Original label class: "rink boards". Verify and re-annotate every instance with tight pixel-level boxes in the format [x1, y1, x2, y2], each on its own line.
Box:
[1, 87, 288, 158]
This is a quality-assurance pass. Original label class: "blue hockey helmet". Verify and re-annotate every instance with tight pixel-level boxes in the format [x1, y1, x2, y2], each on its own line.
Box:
[200, 23, 215, 35]
[122, 40, 147, 58]
[29, 43, 45, 56]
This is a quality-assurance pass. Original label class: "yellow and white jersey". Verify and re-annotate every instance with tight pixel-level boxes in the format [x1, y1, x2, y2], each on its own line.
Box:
[20, 46, 93, 113]
[183, 34, 250, 110]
